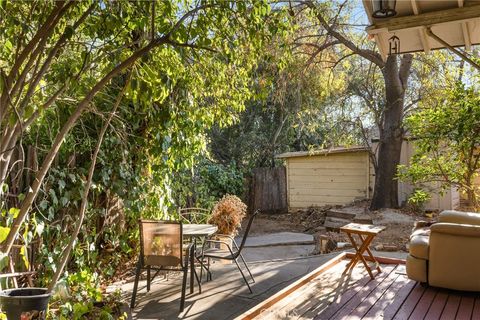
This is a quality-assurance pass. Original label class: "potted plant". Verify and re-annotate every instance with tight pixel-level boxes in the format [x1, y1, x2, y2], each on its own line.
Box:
[208, 195, 247, 263]
[208, 194, 247, 236]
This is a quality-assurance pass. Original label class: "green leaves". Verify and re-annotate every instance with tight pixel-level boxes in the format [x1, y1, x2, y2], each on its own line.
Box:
[0, 226, 10, 244]
[402, 76, 480, 208]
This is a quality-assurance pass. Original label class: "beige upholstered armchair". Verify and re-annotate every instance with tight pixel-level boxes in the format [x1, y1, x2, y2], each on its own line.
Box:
[406, 210, 480, 291]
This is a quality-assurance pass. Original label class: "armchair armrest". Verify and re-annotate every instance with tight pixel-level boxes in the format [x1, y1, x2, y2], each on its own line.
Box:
[431, 222, 480, 237]
[439, 210, 480, 226]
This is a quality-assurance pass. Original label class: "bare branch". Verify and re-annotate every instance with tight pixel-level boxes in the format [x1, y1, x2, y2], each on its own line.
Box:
[302, 0, 384, 68]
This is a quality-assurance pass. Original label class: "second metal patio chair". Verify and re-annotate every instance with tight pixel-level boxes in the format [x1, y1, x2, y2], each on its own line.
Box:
[178, 207, 211, 224]
[198, 210, 258, 293]
[130, 220, 200, 313]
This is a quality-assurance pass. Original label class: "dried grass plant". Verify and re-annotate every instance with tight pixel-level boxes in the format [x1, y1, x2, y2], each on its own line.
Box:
[208, 195, 247, 235]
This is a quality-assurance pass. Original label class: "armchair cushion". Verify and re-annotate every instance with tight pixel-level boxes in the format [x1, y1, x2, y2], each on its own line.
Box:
[438, 210, 480, 226]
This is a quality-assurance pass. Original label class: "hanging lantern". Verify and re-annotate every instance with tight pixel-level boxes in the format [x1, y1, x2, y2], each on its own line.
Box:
[372, 0, 397, 18]
[388, 35, 400, 55]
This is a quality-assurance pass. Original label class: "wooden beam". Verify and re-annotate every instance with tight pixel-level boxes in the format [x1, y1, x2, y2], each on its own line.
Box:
[362, 0, 373, 24]
[410, 0, 420, 15]
[425, 27, 480, 71]
[410, 0, 431, 54]
[236, 252, 348, 320]
[345, 252, 406, 265]
[367, 5, 480, 33]
[457, 0, 472, 51]
[461, 22, 472, 51]
[375, 34, 388, 61]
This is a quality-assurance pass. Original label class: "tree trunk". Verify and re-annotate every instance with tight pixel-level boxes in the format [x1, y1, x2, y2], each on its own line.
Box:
[370, 54, 413, 210]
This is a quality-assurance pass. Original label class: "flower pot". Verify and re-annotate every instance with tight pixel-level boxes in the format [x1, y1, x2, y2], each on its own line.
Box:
[0, 288, 51, 320]
[217, 235, 233, 265]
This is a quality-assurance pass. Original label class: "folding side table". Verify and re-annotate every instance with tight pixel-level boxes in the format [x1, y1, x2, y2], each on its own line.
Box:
[340, 223, 386, 279]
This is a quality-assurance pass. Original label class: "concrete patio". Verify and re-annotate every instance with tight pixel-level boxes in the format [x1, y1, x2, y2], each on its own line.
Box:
[121, 232, 407, 320]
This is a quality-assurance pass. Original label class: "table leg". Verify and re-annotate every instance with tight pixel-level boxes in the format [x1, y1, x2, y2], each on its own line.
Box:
[359, 234, 382, 273]
[343, 232, 358, 274]
[343, 233, 360, 274]
[343, 233, 379, 280]
[190, 240, 195, 294]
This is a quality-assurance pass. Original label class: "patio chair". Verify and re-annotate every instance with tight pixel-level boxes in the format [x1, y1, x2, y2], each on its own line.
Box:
[198, 210, 258, 293]
[178, 207, 211, 224]
[130, 220, 198, 312]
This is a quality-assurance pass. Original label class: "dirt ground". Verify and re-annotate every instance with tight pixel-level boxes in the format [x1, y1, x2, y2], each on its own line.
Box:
[244, 201, 435, 252]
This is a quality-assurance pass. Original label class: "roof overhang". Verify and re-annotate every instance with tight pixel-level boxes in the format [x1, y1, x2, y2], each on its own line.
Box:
[276, 146, 370, 159]
[362, 0, 480, 64]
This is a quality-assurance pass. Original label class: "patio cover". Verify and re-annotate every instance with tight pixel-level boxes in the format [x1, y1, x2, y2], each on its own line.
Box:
[362, 0, 480, 64]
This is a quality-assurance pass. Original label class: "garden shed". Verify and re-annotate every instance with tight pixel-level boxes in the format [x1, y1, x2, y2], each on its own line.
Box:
[277, 145, 460, 212]
[276, 147, 372, 211]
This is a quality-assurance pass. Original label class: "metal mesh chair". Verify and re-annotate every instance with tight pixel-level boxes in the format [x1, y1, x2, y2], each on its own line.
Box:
[178, 207, 210, 224]
[198, 210, 258, 293]
[130, 220, 199, 312]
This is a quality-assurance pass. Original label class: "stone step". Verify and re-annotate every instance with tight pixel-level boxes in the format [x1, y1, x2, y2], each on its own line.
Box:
[353, 214, 374, 224]
[323, 217, 351, 231]
[326, 210, 356, 220]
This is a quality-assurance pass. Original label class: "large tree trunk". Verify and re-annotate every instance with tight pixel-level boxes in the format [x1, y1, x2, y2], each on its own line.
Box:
[370, 54, 413, 210]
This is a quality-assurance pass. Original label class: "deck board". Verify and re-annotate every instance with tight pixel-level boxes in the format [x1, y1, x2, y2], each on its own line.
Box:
[392, 282, 426, 320]
[409, 286, 437, 319]
[249, 259, 480, 320]
[455, 296, 475, 320]
[369, 274, 416, 320]
[471, 298, 480, 320]
[325, 265, 396, 319]
[424, 290, 448, 320]
[347, 268, 400, 319]
[440, 295, 461, 320]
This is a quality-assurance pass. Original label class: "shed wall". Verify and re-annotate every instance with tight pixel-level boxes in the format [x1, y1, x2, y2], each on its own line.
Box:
[286, 152, 370, 210]
[372, 140, 460, 211]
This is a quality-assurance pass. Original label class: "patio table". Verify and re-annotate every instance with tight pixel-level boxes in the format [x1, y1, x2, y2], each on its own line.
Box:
[183, 224, 217, 238]
[340, 223, 385, 280]
[183, 224, 218, 292]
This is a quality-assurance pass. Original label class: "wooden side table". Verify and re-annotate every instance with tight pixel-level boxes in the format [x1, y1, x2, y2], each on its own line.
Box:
[340, 223, 386, 279]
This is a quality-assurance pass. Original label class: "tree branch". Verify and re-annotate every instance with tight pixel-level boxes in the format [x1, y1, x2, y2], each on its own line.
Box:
[302, 0, 384, 68]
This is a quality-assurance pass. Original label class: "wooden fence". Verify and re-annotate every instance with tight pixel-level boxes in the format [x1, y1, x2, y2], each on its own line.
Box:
[249, 167, 287, 214]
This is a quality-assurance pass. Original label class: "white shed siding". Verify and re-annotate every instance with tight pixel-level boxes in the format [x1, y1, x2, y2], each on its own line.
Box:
[287, 152, 370, 210]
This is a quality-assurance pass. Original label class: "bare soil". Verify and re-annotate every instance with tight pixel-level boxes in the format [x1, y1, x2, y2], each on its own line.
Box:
[245, 201, 436, 252]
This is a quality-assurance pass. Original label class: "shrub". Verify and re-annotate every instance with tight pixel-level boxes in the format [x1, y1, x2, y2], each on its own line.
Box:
[407, 189, 431, 213]
[208, 195, 247, 235]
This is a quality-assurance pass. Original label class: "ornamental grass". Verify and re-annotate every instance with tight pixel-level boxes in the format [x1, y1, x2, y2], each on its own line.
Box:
[209, 195, 247, 235]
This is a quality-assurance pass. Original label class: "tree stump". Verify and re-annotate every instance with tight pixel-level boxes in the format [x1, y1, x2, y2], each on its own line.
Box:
[312, 233, 336, 255]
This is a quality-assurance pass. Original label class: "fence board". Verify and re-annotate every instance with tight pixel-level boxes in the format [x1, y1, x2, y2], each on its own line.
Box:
[251, 167, 287, 214]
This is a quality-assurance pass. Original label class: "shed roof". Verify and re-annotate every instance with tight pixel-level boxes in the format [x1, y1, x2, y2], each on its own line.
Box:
[362, 0, 480, 60]
[275, 146, 370, 159]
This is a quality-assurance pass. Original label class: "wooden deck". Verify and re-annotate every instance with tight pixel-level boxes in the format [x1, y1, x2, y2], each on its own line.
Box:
[316, 263, 480, 320]
[238, 254, 480, 320]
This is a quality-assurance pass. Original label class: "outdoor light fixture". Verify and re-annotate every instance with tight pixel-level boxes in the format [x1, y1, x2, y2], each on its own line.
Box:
[371, 0, 397, 18]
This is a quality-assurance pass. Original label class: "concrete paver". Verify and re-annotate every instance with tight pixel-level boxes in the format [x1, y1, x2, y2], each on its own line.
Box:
[123, 231, 407, 320]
